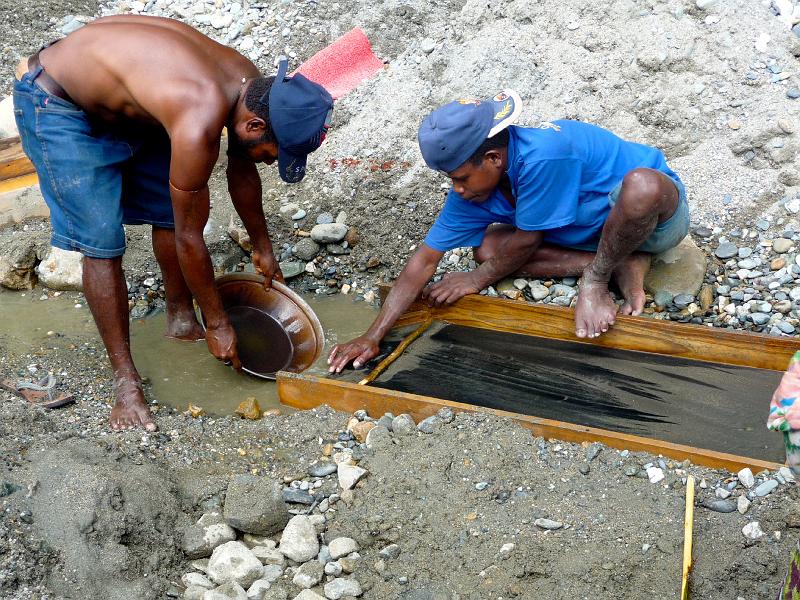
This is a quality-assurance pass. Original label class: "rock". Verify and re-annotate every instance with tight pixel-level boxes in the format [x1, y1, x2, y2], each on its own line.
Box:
[0, 236, 42, 290]
[350, 421, 375, 443]
[36, 247, 83, 291]
[773, 238, 793, 253]
[714, 241, 739, 260]
[227, 217, 252, 252]
[779, 466, 796, 483]
[294, 239, 321, 261]
[324, 561, 342, 576]
[698, 284, 713, 311]
[251, 545, 285, 566]
[644, 237, 706, 297]
[323, 578, 363, 599]
[292, 560, 324, 589]
[184, 586, 207, 600]
[279, 516, 319, 563]
[754, 479, 778, 497]
[293, 591, 326, 600]
[242, 535, 276, 549]
[308, 463, 337, 478]
[696, 0, 719, 9]
[738, 468, 755, 488]
[737, 495, 751, 514]
[742, 521, 765, 540]
[316, 212, 334, 225]
[391, 414, 416, 435]
[534, 518, 563, 530]
[646, 466, 665, 483]
[417, 416, 442, 434]
[183, 512, 238, 559]
[260, 564, 283, 583]
[654, 290, 673, 307]
[282, 488, 315, 505]
[224, 476, 288, 535]
[420, 38, 436, 54]
[328, 538, 359, 560]
[280, 261, 304, 279]
[365, 425, 392, 449]
[183, 572, 215, 589]
[0, 96, 18, 138]
[245, 580, 272, 600]
[206, 542, 264, 588]
[529, 282, 550, 301]
[496, 278, 522, 300]
[61, 17, 85, 35]
[701, 499, 736, 513]
[586, 443, 602, 462]
[310, 224, 348, 244]
[204, 582, 248, 600]
[236, 397, 262, 420]
[337, 464, 368, 490]
[291, 209, 307, 221]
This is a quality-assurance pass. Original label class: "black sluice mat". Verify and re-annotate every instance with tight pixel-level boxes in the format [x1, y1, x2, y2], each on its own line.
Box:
[372, 323, 785, 462]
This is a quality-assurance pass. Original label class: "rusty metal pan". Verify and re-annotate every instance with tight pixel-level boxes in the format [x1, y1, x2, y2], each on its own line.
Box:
[207, 273, 325, 380]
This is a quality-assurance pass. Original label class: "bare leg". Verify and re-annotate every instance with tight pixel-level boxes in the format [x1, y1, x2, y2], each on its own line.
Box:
[574, 168, 679, 338]
[82, 256, 157, 432]
[151, 226, 205, 341]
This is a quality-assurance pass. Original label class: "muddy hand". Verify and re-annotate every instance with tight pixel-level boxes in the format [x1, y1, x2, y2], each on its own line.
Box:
[252, 250, 284, 290]
[328, 335, 380, 373]
[206, 323, 242, 371]
[422, 272, 480, 308]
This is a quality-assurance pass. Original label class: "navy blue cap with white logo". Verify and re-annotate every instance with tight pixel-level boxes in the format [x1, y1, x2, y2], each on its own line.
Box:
[265, 57, 334, 183]
[418, 90, 522, 173]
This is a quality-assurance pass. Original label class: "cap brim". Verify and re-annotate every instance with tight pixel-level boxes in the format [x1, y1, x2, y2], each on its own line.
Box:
[278, 147, 308, 183]
[487, 89, 522, 137]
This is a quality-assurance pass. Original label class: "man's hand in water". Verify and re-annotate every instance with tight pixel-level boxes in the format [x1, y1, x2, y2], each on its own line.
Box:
[328, 335, 380, 373]
[422, 271, 481, 307]
[206, 322, 242, 371]
[252, 249, 285, 290]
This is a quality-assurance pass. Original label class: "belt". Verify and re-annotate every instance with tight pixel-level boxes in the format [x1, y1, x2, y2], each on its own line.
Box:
[27, 53, 74, 105]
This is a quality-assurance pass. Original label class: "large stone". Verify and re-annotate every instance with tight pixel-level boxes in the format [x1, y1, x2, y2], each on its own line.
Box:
[0, 95, 18, 138]
[310, 223, 348, 244]
[644, 237, 706, 297]
[292, 560, 324, 589]
[337, 464, 368, 490]
[35, 246, 83, 291]
[203, 582, 248, 600]
[323, 578, 362, 599]
[183, 512, 238, 559]
[206, 541, 264, 589]
[223, 476, 289, 536]
[328, 538, 359, 560]
[293, 591, 326, 600]
[278, 516, 319, 563]
[0, 235, 46, 290]
[293, 238, 320, 261]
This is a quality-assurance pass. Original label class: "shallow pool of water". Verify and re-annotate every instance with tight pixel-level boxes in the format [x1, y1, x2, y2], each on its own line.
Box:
[0, 289, 377, 415]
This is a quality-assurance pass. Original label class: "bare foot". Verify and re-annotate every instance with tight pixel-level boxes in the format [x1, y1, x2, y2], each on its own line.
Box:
[109, 376, 157, 432]
[574, 277, 618, 339]
[614, 253, 651, 316]
[165, 306, 205, 341]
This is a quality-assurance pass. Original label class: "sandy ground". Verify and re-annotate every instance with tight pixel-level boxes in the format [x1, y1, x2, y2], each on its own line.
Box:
[2, 0, 800, 598]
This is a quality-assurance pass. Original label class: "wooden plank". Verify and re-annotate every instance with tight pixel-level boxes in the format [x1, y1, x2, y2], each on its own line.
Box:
[0, 173, 39, 196]
[277, 371, 782, 473]
[0, 137, 35, 181]
[377, 285, 800, 372]
[358, 319, 432, 385]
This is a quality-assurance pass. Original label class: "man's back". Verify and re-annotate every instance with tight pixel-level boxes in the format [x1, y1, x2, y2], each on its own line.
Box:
[37, 16, 258, 131]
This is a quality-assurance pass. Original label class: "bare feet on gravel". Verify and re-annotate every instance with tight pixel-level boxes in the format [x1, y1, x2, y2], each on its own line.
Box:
[109, 376, 157, 432]
[165, 306, 205, 341]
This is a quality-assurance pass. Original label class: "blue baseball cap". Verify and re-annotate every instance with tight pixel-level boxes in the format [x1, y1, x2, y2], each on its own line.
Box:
[266, 57, 334, 183]
[418, 89, 522, 173]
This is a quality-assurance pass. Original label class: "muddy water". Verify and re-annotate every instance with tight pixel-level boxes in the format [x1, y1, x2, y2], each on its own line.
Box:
[0, 290, 376, 415]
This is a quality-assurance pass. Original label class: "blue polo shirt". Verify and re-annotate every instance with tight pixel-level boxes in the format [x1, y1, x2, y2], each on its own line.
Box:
[423, 121, 681, 252]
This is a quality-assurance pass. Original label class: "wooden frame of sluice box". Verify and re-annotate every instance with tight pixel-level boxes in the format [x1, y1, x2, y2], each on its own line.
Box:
[278, 285, 799, 473]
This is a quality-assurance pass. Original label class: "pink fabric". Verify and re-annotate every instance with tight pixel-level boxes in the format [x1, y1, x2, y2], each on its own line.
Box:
[768, 351, 800, 432]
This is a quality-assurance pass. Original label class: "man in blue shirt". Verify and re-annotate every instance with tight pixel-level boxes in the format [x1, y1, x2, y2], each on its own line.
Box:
[328, 90, 689, 372]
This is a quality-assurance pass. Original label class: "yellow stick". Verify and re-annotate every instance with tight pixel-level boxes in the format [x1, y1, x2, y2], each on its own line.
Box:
[358, 319, 432, 385]
[681, 474, 695, 600]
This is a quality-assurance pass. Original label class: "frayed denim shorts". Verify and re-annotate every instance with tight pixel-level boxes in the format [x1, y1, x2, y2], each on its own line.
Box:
[13, 67, 174, 258]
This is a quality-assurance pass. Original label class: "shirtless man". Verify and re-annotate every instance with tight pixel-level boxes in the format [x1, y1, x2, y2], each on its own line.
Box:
[328, 90, 688, 373]
[12, 16, 333, 431]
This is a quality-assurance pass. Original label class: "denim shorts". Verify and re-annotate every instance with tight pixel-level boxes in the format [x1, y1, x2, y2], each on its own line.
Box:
[13, 67, 174, 258]
[609, 175, 689, 254]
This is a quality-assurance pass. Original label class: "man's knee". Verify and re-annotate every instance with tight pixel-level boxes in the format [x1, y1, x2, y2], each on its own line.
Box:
[474, 243, 493, 264]
[618, 168, 673, 219]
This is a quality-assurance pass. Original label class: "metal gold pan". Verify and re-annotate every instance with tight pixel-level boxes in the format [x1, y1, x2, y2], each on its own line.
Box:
[208, 273, 325, 379]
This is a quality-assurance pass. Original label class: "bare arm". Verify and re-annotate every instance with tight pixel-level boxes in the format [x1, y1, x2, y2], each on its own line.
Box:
[226, 154, 283, 288]
[327, 244, 443, 372]
[423, 228, 543, 306]
[169, 120, 241, 369]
